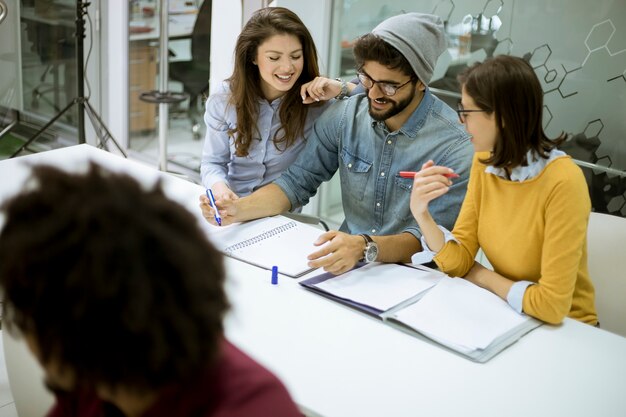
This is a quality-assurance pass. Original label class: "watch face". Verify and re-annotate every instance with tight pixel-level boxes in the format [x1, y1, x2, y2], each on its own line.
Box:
[365, 244, 379, 263]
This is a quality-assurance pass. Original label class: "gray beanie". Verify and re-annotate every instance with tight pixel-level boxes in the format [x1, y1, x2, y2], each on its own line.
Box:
[372, 12, 446, 84]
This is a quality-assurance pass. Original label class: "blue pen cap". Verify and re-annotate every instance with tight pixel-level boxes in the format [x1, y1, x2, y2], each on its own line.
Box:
[271, 266, 278, 285]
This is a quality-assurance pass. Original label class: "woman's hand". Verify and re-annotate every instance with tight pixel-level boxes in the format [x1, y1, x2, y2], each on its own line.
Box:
[199, 192, 238, 226]
[211, 181, 239, 201]
[300, 77, 341, 104]
[409, 160, 457, 219]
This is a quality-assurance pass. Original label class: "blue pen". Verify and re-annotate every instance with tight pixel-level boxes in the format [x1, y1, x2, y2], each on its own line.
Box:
[271, 266, 278, 285]
[206, 189, 222, 226]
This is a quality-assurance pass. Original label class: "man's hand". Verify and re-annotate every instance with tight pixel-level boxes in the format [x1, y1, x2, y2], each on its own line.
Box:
[306, 231, 365, 275]
[199, 193, 238, 226]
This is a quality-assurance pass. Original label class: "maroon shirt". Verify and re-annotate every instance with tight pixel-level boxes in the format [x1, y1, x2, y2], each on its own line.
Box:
[47, 340, 301, 417]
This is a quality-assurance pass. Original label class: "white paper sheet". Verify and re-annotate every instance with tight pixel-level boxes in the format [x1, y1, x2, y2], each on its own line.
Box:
[315, 263, 441, 311]
[392, 277, 529, 350]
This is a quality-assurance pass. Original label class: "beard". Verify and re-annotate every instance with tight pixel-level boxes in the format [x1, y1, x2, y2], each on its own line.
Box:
[367, 88, 416, 121]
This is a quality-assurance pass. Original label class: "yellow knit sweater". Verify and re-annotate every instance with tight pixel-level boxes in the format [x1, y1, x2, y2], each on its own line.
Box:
[435, 153, 597, 325]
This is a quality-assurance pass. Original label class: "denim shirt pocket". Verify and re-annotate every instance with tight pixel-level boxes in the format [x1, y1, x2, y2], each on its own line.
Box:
[340, 147, 372, 201]
[392, 175, 414, 218]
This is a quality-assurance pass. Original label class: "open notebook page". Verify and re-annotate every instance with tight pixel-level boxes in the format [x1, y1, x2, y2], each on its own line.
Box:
[391, 276, 529, 350]
[315, 263, 442, 311]
[207, 216, 325, 277]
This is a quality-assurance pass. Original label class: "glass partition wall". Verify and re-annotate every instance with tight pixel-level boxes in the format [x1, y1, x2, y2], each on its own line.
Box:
[1, 0, 107, 159]
[0, 0, 79, 158]
[127, 0, 206, 179]
[325, 0, 626, 219]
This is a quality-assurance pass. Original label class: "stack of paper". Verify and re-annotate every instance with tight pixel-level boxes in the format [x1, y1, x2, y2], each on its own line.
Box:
[301, 264, 541, 362]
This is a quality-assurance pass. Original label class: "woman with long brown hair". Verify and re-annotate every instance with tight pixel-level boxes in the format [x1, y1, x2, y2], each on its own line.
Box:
[201, 7, 347, 200]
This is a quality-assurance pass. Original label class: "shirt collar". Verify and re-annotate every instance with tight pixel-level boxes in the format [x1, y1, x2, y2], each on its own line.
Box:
[371, 88, 434, 138]
[485, 148, 567, 181]
[258, 95, 283, 109]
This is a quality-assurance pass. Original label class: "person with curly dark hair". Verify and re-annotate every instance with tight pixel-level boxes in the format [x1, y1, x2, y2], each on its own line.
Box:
[0, 163, 301, 417]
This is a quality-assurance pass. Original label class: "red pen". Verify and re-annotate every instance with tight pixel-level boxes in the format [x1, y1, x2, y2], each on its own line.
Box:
[399, 171, 460, 179]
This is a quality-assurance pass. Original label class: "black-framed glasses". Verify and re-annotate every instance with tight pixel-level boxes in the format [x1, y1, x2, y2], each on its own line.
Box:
[357, 71, 414, 96]
[456, 103, 489, 123]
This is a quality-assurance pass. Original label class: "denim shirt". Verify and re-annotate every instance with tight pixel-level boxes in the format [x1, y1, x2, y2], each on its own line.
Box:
[275, 88, 473, 239]
[201, 82, 331, 196]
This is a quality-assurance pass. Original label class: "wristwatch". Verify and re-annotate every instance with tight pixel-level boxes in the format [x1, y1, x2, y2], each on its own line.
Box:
[335, 78, 348, 100]
[360, 234, 379, 263]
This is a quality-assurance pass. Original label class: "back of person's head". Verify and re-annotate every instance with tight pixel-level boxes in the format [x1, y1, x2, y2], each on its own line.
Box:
[0, 163, 228, 393]
[228, 6, 320, 158]
[230, 6, 319, 98]
[353, 12, 446, 84]
[458, 55, 561, 168]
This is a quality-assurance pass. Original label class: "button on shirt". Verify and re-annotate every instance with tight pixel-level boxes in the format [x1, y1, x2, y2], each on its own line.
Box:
[201, 82, 331, 196]
[275, 88, 473, 238]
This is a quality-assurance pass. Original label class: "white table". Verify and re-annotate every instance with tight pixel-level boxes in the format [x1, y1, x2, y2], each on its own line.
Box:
[2, 145, 626, 417]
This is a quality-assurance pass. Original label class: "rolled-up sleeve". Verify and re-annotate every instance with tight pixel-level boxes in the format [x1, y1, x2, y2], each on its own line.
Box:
[274, 100, 345, 209]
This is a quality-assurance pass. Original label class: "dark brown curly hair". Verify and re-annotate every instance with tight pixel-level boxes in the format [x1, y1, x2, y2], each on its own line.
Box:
[0, 163, 228, 392]
[353, 33, 417, 80]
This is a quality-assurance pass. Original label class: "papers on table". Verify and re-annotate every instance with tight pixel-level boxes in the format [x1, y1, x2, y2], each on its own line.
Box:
[315, 263, 441, 311]
[208, 215, 325, 278]
[389, 277, 532, 354]
[301, 264, 542, 362]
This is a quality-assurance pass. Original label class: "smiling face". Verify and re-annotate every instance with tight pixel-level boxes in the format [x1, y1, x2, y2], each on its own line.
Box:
[255, 33, 304, 102]
[361, 61, 423, 131]
[460, 86, 498, 153]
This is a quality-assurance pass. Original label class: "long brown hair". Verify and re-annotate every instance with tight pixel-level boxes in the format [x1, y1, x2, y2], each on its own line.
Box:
[458, 55, 565, 168]
[227, 7, 320, 157]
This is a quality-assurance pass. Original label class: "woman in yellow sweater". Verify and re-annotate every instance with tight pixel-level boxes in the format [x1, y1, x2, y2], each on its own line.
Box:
[409, 55, 597, 325]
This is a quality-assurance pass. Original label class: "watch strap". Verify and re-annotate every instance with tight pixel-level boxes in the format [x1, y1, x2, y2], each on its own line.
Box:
[360, 234, 373, 244]
[359, 234, 376, 263]
[335, 78, 348, 99]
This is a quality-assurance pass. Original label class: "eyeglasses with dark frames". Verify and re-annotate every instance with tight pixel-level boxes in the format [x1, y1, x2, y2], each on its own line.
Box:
[357, 71, 414, 96]
[456, 102, 489, 123]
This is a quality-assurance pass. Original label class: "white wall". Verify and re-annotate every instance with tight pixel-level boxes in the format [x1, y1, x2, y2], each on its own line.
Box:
[104, 0, 129, 149]
[209, 0, 242, 94]
[274, 0, 333, 74]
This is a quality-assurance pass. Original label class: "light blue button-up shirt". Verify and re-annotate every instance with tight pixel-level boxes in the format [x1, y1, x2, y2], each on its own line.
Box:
[201, 83, 331, 196]
[275, 88, 473, 238]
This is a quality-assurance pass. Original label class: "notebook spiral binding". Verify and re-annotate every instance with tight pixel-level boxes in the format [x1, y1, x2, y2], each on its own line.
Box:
[224, 221, 298, 254]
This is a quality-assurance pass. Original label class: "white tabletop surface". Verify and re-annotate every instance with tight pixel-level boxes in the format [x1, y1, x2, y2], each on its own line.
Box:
[2, 145, 626, 417]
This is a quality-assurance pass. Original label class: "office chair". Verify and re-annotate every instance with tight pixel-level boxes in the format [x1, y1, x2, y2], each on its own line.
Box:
[169, 0, 211, 139]
[586, 212, 626, 337]
[282, 212, 331, 232]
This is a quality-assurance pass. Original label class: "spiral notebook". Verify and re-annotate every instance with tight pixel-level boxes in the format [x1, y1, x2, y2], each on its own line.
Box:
[208, 215, 325, 277]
